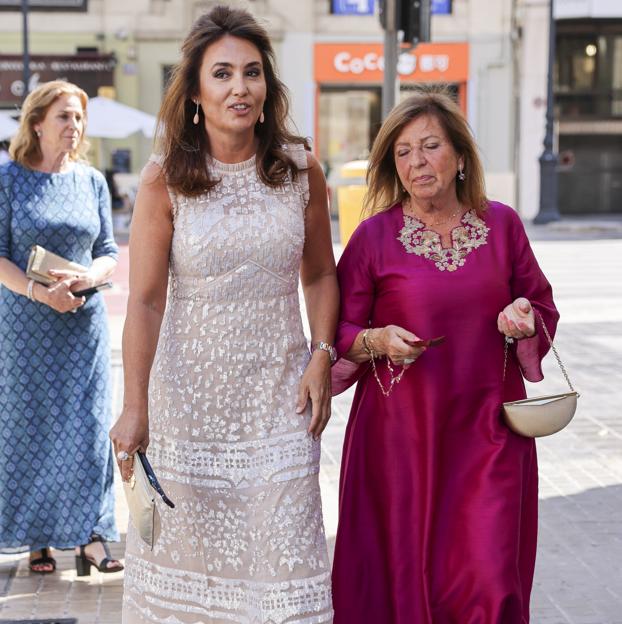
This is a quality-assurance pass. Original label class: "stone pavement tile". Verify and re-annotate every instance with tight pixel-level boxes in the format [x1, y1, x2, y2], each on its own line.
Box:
[0, 546, 125, 622]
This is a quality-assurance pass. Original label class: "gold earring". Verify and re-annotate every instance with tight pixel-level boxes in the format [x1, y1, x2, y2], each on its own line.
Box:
[193, 101, 200, 125]
[259, 111, 265, 124]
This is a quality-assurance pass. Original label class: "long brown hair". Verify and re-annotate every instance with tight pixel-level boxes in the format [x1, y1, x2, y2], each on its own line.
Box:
[364, 87, 487, 218]
[9, 80, 90, 168]
[157, 5, 308, 197]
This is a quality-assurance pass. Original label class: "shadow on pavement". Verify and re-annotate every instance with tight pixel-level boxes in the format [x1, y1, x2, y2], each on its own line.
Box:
[534, 484, 622, 623]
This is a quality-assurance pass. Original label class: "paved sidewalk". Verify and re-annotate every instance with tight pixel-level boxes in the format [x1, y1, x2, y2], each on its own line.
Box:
[1, 233, 621, 623]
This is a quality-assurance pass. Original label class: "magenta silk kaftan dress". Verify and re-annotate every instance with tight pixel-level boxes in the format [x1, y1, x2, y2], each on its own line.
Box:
[331, 201, 559, 624]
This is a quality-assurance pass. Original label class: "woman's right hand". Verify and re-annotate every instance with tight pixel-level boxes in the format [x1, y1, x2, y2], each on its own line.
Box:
[110, 408, 150, 481]
[369, 325, 427, 367]
[35, 277, 85, 314]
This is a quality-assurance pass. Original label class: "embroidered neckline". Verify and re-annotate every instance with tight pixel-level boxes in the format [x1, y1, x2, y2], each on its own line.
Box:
[208, 153, 256, 173]
[397, 209, 490, 272]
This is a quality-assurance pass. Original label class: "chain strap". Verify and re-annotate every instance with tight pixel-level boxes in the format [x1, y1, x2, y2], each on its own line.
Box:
[502, 309, 575, 392]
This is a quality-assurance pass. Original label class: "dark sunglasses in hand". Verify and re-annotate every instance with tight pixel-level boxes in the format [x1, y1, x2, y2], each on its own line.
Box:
[137, 452, 175, 509]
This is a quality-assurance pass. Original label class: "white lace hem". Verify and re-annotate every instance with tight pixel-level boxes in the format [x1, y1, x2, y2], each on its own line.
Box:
[123, 556, 333, 624]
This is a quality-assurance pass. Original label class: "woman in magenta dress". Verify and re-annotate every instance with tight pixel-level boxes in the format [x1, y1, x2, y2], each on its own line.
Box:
[331, 90, 558, 623]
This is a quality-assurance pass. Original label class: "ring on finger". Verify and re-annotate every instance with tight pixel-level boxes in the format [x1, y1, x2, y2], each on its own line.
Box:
[116, 450, 132, 462]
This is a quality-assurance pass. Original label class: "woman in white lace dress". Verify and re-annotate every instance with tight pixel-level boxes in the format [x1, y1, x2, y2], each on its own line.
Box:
[110, 6, 338, 623]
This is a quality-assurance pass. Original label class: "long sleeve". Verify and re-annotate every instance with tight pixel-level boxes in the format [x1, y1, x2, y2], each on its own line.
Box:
[332, 221, 375, 395]
[91, 171, 119, 260]
[508, 210, 559, 382]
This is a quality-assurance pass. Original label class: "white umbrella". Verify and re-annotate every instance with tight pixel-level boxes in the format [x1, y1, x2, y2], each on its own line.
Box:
[86, 97, 156, 139]
[0, 111, 19, 141]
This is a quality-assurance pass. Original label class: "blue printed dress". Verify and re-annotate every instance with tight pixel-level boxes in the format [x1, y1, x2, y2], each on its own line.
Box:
[0, 161, 119, 552]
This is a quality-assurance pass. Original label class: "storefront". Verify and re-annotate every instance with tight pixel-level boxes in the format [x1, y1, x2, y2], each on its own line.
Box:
[313, 42, 469, 176]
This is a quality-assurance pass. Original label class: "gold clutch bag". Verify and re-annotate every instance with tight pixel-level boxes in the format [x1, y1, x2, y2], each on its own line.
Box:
[502, 311, 579, 438]
[26, 244, 88, 286]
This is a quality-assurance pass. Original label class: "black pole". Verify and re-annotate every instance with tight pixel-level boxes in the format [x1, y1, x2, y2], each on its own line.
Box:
[21, 0, 30, 103]
[534, 0, 560, 224]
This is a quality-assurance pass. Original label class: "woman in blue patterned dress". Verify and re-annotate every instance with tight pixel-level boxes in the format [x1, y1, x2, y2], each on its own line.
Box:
[0, 81, 123, 575]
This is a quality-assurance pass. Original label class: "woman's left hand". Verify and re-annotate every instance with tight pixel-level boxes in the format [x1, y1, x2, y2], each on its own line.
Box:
[498, 297, 535, 339]
[296, 351, 332, 439]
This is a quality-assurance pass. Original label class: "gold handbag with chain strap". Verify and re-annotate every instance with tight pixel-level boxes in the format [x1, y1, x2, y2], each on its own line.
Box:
[502, 311, 579, 438]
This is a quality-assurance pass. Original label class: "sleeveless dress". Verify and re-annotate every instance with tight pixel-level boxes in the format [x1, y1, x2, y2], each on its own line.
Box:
[122, 145, 333, 624]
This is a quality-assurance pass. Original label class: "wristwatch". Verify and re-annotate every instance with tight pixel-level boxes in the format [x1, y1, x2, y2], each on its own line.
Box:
[312, 341, 337, 364]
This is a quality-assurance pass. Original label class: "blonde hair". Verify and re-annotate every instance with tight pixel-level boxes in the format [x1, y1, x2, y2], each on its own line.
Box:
[364, 87, 487, 218]
[9, 80, 90, 168]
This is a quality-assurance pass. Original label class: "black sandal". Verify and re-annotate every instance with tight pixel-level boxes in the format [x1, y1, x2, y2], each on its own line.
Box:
[29, 548, 56, 574]
[75, 534, 124, 576]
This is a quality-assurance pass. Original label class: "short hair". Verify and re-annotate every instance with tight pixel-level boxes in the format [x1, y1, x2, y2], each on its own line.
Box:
[156, 5, 308, 197]
[9, 80, 90, 168]
[364, 86, 487, 218]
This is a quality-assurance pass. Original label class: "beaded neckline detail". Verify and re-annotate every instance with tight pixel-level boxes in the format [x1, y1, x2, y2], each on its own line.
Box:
[397, 209, 490, 272]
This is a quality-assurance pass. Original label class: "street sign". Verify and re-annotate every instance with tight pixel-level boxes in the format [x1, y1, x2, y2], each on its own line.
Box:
[0, 0, 87, 10]
[0, 54, 115, 105]
[432, 0, 452, 14]
[331, 0, 374, 16]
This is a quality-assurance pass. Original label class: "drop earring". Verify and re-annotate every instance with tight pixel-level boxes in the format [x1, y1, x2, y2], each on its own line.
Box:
[458, 164, 465, 181]
[193, 101, 200, 125]
[259, 111, 265, 124]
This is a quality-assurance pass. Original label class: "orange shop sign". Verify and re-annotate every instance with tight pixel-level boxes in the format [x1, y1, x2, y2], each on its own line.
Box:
[314, 42, 469, 83]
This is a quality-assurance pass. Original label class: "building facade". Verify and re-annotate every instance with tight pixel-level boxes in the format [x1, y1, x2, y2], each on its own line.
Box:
[517, 0, 622, 217]
[8, 1, 617, 219]
[290, 0, 518, 209]
[0, 0, 517, 210]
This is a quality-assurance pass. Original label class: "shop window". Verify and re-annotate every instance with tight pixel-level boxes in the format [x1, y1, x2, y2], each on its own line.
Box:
[556, 21, 622, 119]
[318, 87, 381, 179]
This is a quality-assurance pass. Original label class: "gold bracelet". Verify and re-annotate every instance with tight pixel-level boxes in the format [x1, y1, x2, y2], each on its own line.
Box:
[367, 328, 378, 353]
[362, 328, 374, 358]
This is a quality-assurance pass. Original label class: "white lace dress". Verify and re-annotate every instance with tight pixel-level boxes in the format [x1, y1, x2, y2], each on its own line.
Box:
[122, 145, 333, 624]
